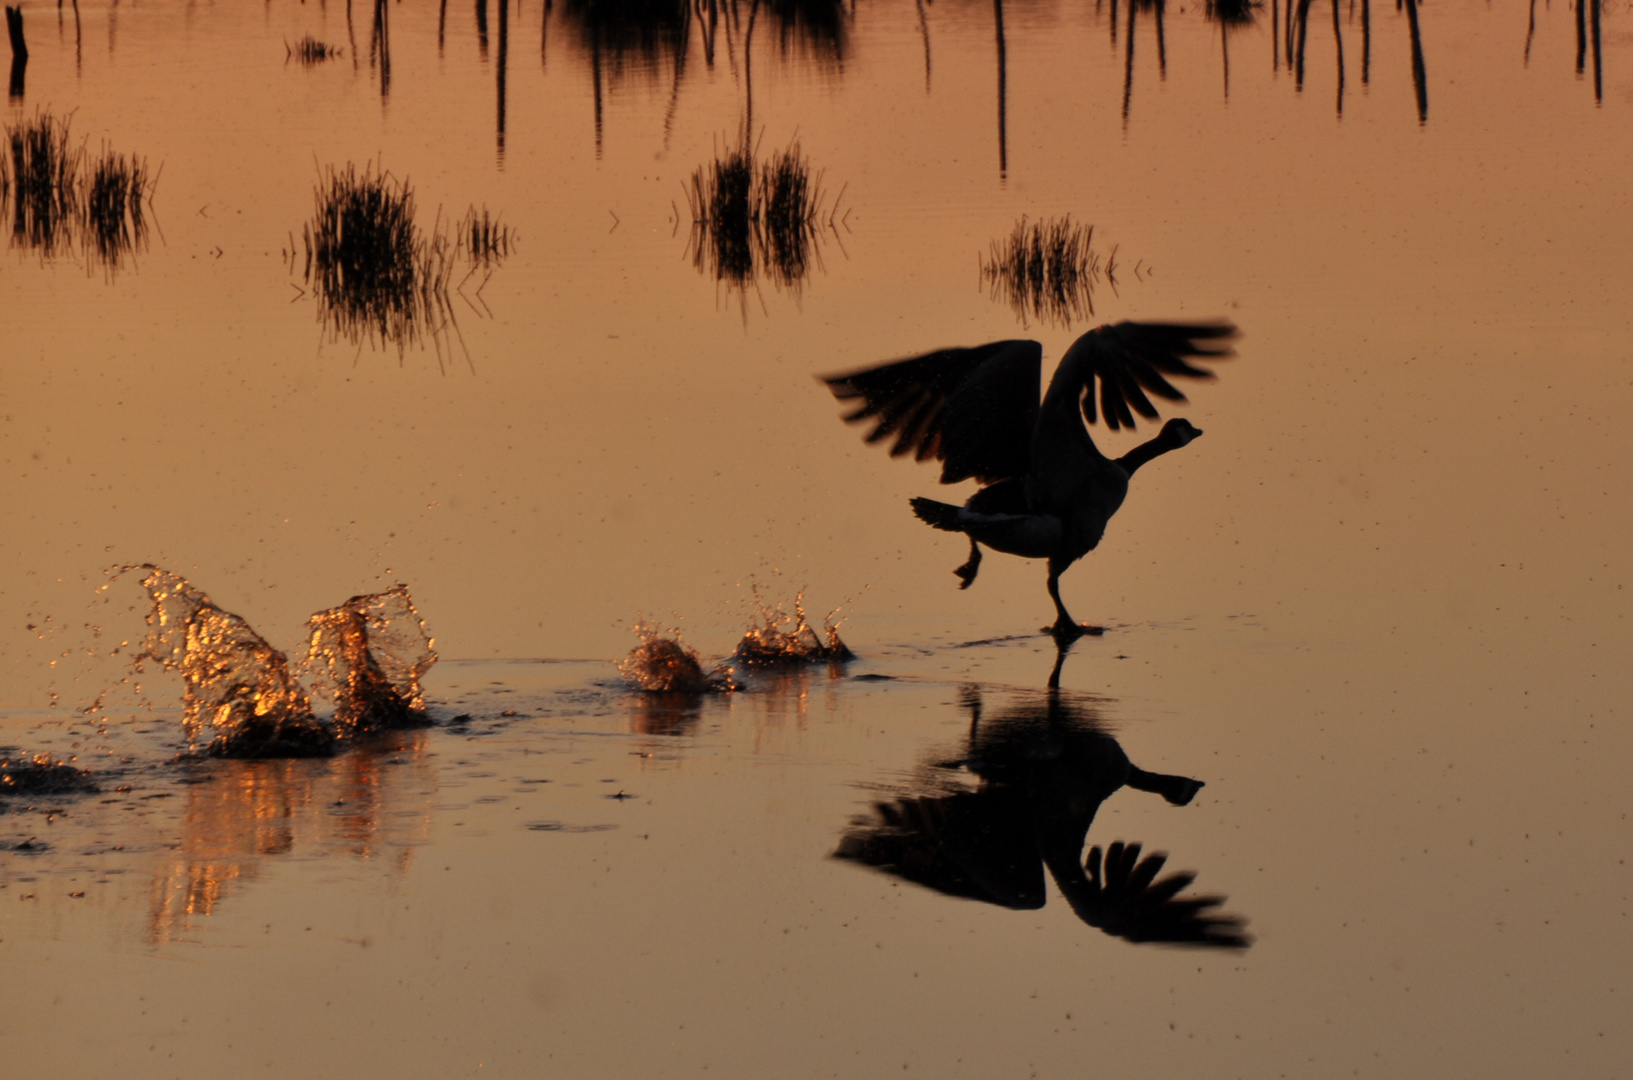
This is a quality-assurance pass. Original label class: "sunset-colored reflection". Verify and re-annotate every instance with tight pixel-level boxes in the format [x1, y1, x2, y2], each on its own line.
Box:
[836, 686, 1249, 947]
[147, 731, 433, 943]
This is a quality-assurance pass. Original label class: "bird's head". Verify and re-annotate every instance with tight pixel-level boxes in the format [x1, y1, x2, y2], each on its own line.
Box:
[1160, 417, 1204, 447]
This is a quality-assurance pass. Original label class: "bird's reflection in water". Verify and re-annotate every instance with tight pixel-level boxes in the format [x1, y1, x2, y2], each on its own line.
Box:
[835, 687, 1249, 948]
[147, 730, 434, 943]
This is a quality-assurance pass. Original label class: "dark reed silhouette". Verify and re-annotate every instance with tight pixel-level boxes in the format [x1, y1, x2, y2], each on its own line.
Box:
[287, 35, 343, 65]
[834, 687, 1250, 948]
[6, 111, 78, 257]
[685, 130, 837, 297]
[4, 111, 156, 272]
[822, 321, 1236, 641]
[82, 147, 154, 269]
[294, 164, 511, 363]
[979, 214, 1115, 328]
[300, 163, 451, 354]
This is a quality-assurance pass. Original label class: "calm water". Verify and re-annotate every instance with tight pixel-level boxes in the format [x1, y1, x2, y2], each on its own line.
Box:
[4, 1, 1632, 1076]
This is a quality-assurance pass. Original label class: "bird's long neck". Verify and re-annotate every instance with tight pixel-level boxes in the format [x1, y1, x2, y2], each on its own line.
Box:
[1115, 427, 1184, 476]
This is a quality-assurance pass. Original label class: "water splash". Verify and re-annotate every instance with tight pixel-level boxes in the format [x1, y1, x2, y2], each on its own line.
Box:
[302, 585, 437, 737]
[618, 625, 738, 693]
[733, 593, 852, 668]
[128, 566, 335, 758]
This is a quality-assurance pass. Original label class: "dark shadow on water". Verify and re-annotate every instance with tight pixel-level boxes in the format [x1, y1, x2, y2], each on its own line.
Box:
[834, 686, 1251, 948]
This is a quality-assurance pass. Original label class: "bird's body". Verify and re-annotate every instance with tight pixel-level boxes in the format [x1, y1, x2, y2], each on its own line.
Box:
[822, 321, 1234, 639]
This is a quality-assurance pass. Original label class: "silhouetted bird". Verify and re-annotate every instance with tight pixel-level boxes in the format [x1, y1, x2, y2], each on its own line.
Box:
[822, 321, 1236, 639]
[833, 687, 1250, 948]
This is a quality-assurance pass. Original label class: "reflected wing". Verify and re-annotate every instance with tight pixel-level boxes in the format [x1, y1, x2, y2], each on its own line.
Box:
[1080, 841, 1252, 949]
[821, 340, 1041, 484]
[1064, 321, 1237, 431]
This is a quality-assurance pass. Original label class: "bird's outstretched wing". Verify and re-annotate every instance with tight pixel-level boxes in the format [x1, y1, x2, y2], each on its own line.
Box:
[1081, 841, 1251, 949]
[821, 340, 1041, 485]
[1063, 321, 1237, 431]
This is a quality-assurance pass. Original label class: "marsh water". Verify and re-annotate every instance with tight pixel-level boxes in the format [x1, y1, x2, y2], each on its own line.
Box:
[4, 1, 1633, 1076]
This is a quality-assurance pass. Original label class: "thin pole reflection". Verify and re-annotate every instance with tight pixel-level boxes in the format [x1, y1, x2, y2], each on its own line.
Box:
[1589, 0, 1602, 103]
[915, 0, 931, 92]
[1403, 0, 1426, 121]
[372, 0, 391, 99]
[497, 0, 508, 165]
[1121, 0, 1136, 124]
[994, 0, 1007, 179]
[1361, 0, 1369, 83]
[1331, 0, 1344, 115]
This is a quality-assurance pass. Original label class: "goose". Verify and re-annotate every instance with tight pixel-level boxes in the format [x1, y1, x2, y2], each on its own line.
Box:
[821, 320, 1236, 640]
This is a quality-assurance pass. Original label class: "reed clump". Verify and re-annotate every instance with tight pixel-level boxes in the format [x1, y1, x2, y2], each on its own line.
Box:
[287, 35, 343, 65]
[457, 205, 514, 272]
[979, 214, 1116, 329]
[301, 164, 455, 355]
[83, 147, 152, 266]
[297, 164, 514, 361]
[1, 111, 157, 271]
[686, 131, 835, 294]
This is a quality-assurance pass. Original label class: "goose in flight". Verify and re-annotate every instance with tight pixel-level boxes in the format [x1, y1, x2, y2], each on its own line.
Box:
[822, 321, 1236, 640]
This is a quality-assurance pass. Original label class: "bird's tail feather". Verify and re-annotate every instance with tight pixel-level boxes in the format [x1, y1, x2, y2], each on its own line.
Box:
[910, 497, 967, 532]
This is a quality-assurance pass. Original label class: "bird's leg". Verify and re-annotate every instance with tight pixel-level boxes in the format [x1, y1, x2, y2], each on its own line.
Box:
[953, 538, 983, 589]
[1046, 636, 1076, 689]
[1045, 558, 1104, 641]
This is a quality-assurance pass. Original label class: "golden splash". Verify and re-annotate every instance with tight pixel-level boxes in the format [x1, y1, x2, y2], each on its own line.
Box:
[618, 624, 738, 694]
[302, 585, 437, 738]
[733, 593, 853, 669]
[129, 566, 334, 758]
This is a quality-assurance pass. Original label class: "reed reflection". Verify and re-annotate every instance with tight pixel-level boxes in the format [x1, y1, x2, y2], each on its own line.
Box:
[684, 130, 845, 306]
[979, 215, 1117, 329]
[4, 111, 156, 274]
[147, 731, 434, 943]
[835, 687, 1249, 947]
[1206, 0, 1259, 100]
[1277, 0, 1425, 120]
[291, 163, 512, 365]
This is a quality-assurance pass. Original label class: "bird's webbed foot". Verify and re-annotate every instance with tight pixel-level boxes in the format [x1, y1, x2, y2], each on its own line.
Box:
[1046, 617, 1105, 643]
[953, 539, 982, 589]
